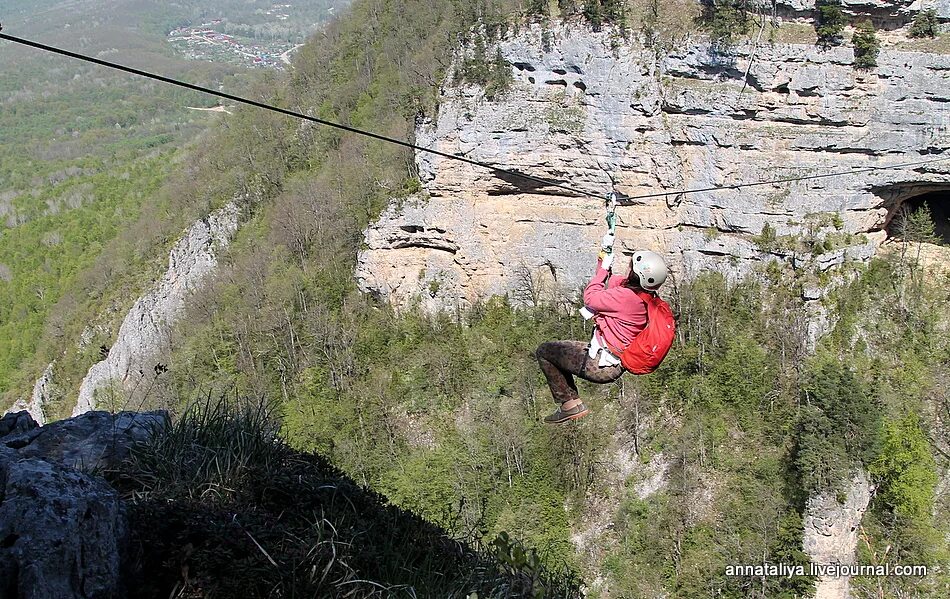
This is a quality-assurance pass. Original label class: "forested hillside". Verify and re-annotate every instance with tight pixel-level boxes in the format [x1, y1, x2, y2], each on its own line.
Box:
[0, 0, 345, 398]
[0, 1, 236, 394]
[2, 0, 948, 596]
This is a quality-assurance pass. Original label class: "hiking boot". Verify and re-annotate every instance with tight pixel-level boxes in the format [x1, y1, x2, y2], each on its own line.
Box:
[543, 402, 590, 424]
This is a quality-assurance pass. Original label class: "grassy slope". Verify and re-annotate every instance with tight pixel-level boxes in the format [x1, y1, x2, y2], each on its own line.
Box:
[108, 398, 581, 597]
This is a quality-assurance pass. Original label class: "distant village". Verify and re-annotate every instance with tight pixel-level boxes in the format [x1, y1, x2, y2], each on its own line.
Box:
[167, 4, 312, 70]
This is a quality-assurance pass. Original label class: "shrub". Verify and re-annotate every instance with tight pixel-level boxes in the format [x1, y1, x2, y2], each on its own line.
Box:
[583, 0, 605, 30]
[526, 0, 550, 16]
[910, 8, 939, 38]
[815, 0, 846, 46]
[573, 0, 629, 31]
[853, 20, 881, 69]
[485, 47, 515, 99]
[795, 404, 852, 493]
[701, 0, 752, 49]
[869, 414, 938, 520]
[893, 204, 940, 245]
[559, 0, 581, 17]
[795, 358, 883, 493]
[754, 222, 778, 252]
[457, 37, 514, 100]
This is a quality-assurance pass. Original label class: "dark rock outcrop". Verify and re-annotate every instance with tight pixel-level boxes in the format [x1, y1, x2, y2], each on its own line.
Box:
[0, 411, 38, 438]
[2, 410, 167, 473]
[0, 410, 168, 599]
[0, 453, 128, 599]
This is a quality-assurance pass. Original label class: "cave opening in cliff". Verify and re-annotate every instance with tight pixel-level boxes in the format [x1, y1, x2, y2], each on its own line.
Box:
[886, 190, 950, 245]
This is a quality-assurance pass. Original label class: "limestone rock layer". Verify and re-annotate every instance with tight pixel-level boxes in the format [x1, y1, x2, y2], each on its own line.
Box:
[357, 24, 950, 310]
[74, 203, 240, 415]
[803, 471, 875, 599]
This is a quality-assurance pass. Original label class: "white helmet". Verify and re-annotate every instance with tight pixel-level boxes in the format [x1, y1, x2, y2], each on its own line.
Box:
[630, 250, 668, 291]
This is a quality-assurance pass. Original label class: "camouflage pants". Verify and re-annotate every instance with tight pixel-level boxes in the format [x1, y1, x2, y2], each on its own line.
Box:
[536, 340, 625, 405]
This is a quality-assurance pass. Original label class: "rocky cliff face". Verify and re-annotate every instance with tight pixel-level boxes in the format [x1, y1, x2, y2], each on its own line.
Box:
[74, 203, 240, 416]
[357, 23, 950, 311]
[775, 0, 949, 23]
[4, 362, 55, 425]
[802, 470, 875, 599]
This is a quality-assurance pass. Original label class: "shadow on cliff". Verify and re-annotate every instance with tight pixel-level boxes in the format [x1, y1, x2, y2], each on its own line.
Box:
[105, 398, 580, 598]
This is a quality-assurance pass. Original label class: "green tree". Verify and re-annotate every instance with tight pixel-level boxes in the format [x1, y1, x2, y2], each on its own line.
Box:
[910, 8, 939, 38]
[852, 20, 880, 69]
[795, 404, 851, 493]
[580, 0, 629, 31]
[814, 0, 845, 46]
[764, 511, 817, 597]
[583, 0, 605, 30]
[457, 36, 513, 100]
[558, 0, 580, 17]
[485, 47, 514, 99]
[526, 0, 550, 16]
[753, 222, 778, 252]
[602, 0, 627, 23]
[869, 414, 937, 520]
[891, 204, 940, 294]
[795, 358, 882, 493]
[895, 204, 940, 246]
[701, 0, 752, 49]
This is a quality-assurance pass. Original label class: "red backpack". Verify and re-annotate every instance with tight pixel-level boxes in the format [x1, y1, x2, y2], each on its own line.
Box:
[609, 291, 676, 375]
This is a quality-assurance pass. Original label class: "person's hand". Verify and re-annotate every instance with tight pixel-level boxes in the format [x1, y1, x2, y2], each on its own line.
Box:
[598, 250, 614, 271]
[601, 233, 615, 251]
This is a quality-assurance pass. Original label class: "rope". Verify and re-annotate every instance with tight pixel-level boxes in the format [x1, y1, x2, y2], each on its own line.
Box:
[2, 26, 948, 207]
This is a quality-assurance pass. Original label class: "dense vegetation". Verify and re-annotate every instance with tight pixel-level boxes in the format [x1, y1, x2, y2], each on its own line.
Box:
[5, 0, 348, 43]
[700, 0, 753, 48]
[3, 0, 947, 595]
[0, 155, 171, 391]
[0, 0, 346, 397]
[814, 0, 846, 47]
[0, 1, 244, 394]
[910, 9, 940, 39]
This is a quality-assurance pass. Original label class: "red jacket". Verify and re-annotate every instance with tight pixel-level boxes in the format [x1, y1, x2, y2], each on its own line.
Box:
[583, 258, 647, 352]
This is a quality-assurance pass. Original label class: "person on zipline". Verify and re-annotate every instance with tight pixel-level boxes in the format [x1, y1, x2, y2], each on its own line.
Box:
[537, 233, 668, 424]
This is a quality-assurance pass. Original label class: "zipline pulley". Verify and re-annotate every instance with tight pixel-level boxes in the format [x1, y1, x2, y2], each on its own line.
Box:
[605, 191, 618, 236]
